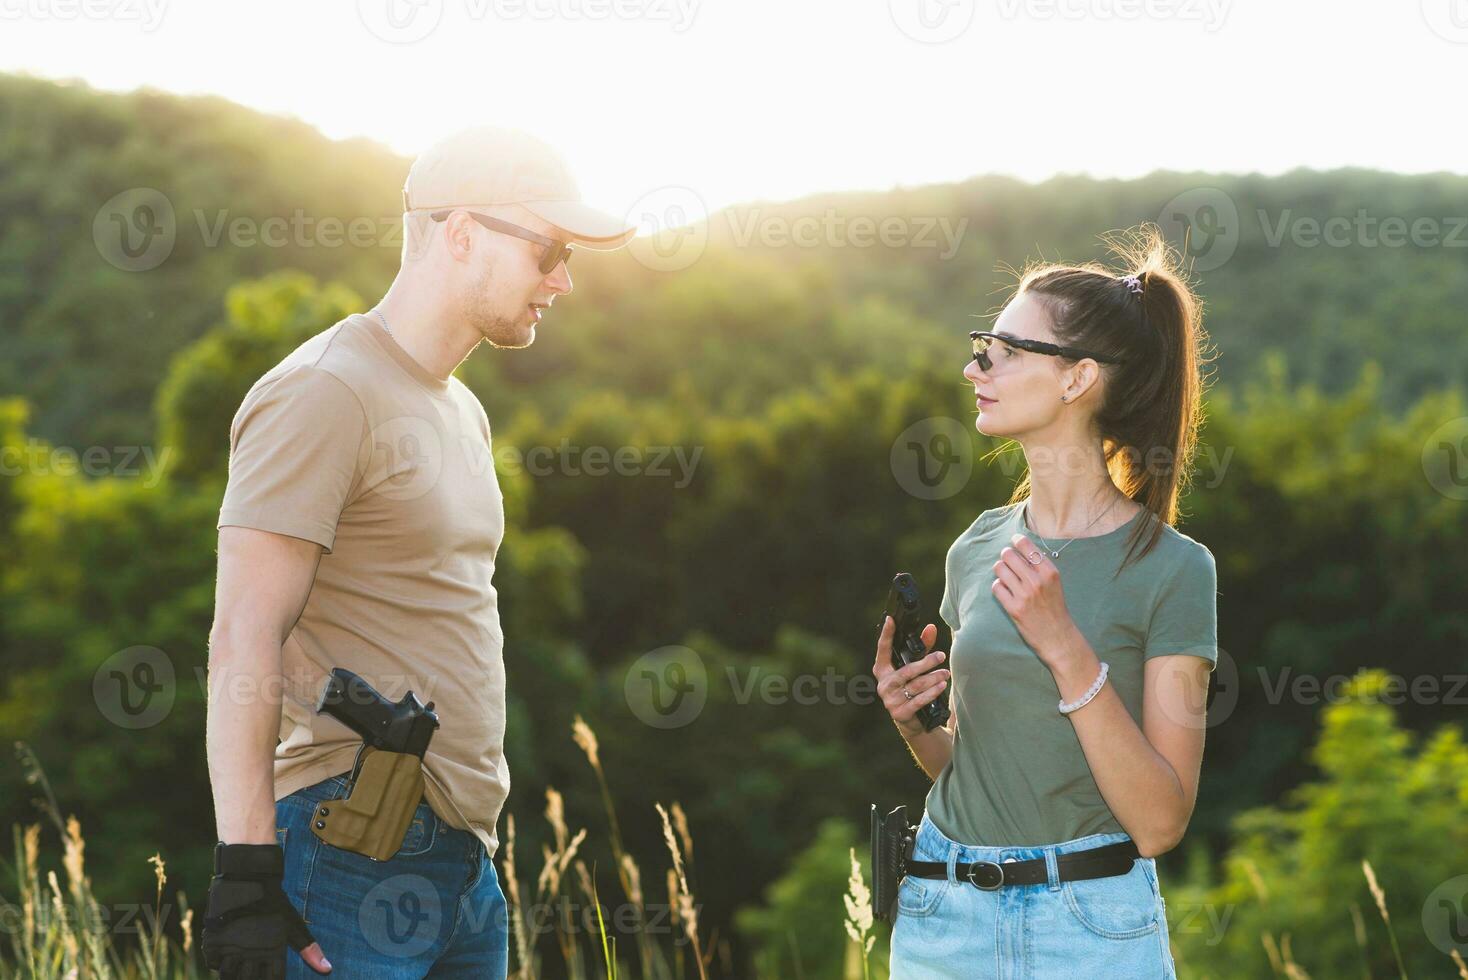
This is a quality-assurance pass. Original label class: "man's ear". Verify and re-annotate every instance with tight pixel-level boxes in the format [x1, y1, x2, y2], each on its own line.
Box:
[442, 212, 479, 263]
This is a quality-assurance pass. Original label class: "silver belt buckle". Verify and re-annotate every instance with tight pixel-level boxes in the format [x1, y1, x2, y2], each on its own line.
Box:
[965, 860, 1004, 890]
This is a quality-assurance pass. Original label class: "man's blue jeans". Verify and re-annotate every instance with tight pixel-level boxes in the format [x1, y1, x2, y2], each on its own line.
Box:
[275, 770, 509, 979]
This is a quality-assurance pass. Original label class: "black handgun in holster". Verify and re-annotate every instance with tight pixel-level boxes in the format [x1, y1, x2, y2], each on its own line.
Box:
[870, 803, 918, 923]
[311, 668, 440, 861]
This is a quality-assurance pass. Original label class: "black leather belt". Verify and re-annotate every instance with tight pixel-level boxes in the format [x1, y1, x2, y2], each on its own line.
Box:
[905, 838, 1140, 890]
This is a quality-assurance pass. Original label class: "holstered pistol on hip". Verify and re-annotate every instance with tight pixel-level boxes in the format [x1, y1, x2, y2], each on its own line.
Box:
[310, 668, 440, 861]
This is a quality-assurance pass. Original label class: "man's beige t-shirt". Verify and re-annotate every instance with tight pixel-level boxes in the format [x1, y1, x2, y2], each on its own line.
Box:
[218, 312, 508, 857]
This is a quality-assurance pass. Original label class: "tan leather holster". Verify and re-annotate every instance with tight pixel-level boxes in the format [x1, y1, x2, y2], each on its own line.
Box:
[309, 746, 426, 861]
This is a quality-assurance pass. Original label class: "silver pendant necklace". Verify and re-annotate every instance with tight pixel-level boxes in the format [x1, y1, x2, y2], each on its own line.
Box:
[1024, 493, 1123, 559]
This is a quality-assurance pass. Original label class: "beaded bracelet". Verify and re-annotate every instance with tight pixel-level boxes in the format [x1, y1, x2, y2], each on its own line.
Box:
[1058, 661, 1109, 715]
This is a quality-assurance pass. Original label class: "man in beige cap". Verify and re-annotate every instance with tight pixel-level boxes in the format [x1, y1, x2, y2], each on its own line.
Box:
[202, 127, 634, 980]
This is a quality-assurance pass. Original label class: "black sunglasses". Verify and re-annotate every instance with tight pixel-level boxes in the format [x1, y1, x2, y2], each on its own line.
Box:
[969, 330, 1125, 371]
[430, 209, 573, 275]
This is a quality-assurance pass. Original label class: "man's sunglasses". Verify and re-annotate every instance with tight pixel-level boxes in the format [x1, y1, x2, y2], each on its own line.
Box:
[430, 209, 574, 275]
[969, 330, 1125, 372]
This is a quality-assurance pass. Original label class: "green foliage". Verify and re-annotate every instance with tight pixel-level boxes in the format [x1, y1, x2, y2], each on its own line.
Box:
[1168, 669, 1468, 978]
[155, 272, 362, 483]
[735, 819, 890, 980]
[0, 426, 221, 899]
[0, 74, 404, 447]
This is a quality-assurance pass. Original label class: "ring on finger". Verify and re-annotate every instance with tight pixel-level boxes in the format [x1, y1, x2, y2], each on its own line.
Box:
[902, 688, 915, 700]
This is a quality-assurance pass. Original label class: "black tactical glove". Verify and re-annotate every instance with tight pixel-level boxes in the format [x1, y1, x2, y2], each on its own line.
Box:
[201, 842, 317, 979]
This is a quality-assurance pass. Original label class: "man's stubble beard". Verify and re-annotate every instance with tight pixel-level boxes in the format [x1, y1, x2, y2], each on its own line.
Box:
[464, 259, 533, 350]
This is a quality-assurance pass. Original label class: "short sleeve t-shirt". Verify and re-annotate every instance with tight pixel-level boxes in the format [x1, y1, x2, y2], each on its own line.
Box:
[218, 313, 509, 857]
[926, 500, 1218, 847]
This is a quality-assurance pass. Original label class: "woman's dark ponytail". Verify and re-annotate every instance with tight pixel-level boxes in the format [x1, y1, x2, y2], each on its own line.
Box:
[1004, 224, 1215, 571]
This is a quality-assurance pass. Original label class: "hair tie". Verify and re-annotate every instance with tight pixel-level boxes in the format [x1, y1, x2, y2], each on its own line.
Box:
[1120, 274, 1144, 296]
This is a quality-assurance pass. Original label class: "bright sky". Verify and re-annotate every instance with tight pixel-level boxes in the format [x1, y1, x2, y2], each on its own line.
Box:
[3, 0, 1464, 216]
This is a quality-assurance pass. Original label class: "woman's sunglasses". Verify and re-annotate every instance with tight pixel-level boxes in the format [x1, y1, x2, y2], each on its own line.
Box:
[969, 330, 1125, 372]
[430, 209, 574, 275]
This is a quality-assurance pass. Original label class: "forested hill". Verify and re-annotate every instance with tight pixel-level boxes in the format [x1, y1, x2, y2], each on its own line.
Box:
[4, 71, 1467, 451]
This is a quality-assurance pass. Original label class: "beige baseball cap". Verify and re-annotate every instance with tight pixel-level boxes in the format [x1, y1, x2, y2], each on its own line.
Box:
[402, 127, 636, 249]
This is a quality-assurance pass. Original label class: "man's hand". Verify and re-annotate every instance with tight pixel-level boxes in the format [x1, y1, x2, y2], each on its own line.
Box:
[201, 843, 331, 978]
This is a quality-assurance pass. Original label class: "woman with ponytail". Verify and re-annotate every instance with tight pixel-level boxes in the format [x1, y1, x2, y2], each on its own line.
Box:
[874, 225, 1217, 978]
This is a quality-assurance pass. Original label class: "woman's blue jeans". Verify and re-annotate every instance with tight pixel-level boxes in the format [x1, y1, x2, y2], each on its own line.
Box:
[890, 811, 1177, 979]
[275, 771, 509, 979]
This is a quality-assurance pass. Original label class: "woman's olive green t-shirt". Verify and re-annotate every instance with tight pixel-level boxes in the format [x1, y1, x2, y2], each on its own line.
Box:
[925, 500, 1218, 847]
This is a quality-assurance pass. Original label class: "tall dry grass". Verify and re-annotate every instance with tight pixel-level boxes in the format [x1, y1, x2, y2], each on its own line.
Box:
[4, 723, 731, 980]
[4, 743, 196, 980]
[11, 729, 1463, 979]
[497, 715, 716, 980]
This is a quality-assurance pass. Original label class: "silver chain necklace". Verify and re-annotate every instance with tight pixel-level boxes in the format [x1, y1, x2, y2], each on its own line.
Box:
[371, 308, 393, 339]
[1024, 492, 1124, 559]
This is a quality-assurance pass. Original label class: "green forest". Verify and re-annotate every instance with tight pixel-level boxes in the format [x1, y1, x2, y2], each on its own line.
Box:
[2, 73, 1467, 978]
